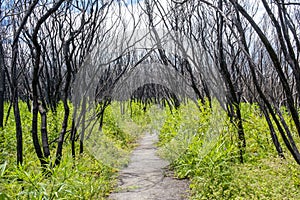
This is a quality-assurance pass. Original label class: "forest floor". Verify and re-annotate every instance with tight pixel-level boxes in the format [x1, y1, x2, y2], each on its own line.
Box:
[109, 132, 190, 200]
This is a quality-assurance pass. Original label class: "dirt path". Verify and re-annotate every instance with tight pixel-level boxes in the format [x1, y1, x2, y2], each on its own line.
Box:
[109, 132, 189, 200]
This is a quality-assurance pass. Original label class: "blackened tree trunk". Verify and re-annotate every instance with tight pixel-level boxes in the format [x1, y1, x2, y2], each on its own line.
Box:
[2, 1, 44, 168]
[234, 7, 285, 158]
[262, 0, 300, 106]
[38, 103, 50, 159]
[9, 0, 40, 165]
[13, 89, 22, 165]
[54, 0, 109, 165]
[70, 118, 76, 159]
[230, 0, 300, 140]
[31, 40, 47, 166]
[0, 39, 5, 128]
[217, 0, 246, 163]
[31, 0, 65, 167]
[55, 38, 72, 166]
[232, 1, 300, 163]
[11, 43, 23, 166]
[261, 106, 284, 158]
[80, 97, 87, 154]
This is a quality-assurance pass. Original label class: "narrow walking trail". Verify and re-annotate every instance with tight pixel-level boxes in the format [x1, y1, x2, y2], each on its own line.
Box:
[109, 132, 189, 200]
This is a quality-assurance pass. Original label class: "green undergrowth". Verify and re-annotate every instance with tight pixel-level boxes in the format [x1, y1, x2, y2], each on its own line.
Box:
[0, 101, 144, 199]
[2, 100, 300, 199]
[156, 100, 300, 199]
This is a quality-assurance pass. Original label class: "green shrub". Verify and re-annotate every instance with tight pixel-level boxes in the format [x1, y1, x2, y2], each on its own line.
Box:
[157, 100, 300, 199]
[0, 101, 142, 199]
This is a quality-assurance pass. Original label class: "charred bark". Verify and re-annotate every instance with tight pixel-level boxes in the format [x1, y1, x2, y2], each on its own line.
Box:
[0, 39, 5, 128]
[217, 0, 246, 163]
